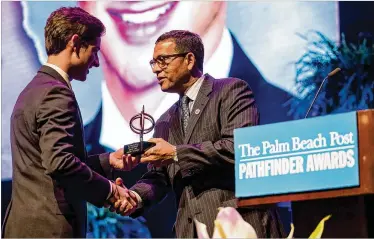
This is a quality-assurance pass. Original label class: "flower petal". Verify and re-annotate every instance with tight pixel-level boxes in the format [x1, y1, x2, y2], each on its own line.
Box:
[212, 207, 257, 238]
[194, 218, 211, 239]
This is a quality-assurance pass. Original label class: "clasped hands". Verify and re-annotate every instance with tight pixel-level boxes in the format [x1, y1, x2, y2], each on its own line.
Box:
[105, 178, 139, 216]
[104, 138, 176, 215]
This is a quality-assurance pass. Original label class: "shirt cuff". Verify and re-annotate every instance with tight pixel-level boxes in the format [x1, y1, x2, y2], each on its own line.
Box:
[173, 146, 178, 162]
[106, 181, 113, 200]
[131, 190, 143, 208]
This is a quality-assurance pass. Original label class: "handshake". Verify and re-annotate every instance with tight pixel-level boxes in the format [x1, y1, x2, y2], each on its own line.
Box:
[104, 137, 178, 216]
[105, 178, 139, 216]
[105, 151, 142, 216]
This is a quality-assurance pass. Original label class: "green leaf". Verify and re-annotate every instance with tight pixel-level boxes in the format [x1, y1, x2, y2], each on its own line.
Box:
[308, 215, 332, 239]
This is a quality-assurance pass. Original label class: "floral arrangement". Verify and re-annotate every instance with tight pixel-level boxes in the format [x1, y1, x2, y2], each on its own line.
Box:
[195, 207, 331, 239]
[286, 30, 373, 119]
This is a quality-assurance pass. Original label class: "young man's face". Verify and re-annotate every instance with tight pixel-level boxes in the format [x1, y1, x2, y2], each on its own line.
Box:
[70, 37, 101, 81]
[79, 1, 224, 90]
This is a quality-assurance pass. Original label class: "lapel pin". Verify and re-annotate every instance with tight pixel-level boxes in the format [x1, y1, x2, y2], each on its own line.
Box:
[195, 109, 200, 115]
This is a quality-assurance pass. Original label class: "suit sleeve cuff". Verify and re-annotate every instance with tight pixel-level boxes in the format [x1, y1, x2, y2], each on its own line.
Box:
[99, 152, 113, 180]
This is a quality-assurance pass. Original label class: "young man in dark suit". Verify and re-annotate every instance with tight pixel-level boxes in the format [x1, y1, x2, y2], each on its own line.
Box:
[2, 7, 138, 238]
[115, 30, 286, 238]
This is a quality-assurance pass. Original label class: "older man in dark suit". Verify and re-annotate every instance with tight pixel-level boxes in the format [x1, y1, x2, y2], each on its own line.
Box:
[115, 30, 286, 238]
[2, 7, 138, 238]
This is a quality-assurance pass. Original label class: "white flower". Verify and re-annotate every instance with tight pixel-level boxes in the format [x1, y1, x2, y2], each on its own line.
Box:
[194, 207, 258, 239]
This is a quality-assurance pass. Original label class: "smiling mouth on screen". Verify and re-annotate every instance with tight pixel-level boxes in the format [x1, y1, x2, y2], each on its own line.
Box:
[107, 1, 178, 45]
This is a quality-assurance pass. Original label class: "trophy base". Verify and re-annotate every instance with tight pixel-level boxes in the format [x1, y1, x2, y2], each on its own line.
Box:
[124, 141, 156, 156]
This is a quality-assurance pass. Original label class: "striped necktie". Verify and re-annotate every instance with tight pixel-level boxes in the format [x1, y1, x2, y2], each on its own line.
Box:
[180, 95, 190, 134]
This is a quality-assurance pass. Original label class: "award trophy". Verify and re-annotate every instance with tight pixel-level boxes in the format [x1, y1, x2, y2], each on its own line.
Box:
[124, 106, 156, 156]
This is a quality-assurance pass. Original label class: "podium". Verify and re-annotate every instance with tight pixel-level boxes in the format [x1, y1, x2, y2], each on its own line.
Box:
[234, 110, 374, 237]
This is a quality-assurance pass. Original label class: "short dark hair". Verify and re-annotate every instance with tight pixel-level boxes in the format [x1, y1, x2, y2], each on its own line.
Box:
[44, 7, 105, 56]
[156, 30, 204, 71]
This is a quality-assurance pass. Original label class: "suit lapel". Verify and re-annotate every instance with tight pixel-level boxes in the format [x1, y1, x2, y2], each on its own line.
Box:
[184, 74, 213, 144]
[169, 104, 184, 146]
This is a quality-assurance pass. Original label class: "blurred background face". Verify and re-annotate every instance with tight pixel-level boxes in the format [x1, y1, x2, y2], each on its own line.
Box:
[79, 1, 224, 90]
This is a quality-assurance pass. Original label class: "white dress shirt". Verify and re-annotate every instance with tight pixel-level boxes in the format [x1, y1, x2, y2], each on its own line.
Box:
[184, 74, 205, 112]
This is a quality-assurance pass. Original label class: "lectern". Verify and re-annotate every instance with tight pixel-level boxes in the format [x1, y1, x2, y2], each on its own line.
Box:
[234, 110, 374, 237]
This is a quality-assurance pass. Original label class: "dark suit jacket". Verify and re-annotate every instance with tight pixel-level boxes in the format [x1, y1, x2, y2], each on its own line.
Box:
[2, 66, 113, 238]
[130, 74, 285, 238]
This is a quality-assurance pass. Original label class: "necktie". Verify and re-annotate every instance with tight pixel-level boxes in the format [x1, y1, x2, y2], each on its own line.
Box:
[181, 95, 190, 134]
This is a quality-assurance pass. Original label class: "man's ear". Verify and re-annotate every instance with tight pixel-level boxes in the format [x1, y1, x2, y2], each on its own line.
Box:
[186, 52, 196, 71]
[69, 34, 81, 58]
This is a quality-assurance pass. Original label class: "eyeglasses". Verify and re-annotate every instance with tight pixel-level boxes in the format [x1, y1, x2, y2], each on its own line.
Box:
[149, 52, 189, 69]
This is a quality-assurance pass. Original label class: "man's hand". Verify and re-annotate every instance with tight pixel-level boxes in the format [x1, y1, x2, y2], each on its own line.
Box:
[106, 178, 138, 216]
[109, 148, 140, 171]
[140, 138, 176, 167]
[114, 178, 139, 216]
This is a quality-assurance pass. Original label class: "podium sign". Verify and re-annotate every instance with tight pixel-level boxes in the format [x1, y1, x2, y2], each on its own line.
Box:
[234, 111, 359, 198]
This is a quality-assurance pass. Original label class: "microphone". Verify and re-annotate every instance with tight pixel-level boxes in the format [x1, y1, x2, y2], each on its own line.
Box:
[304, 68, 341, 118]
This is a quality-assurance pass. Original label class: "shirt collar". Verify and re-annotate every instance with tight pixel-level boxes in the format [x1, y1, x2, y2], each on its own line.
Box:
[44, 63, 72, 89]
[185, 74, 205, 102]
[183, 27, 234, 102]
